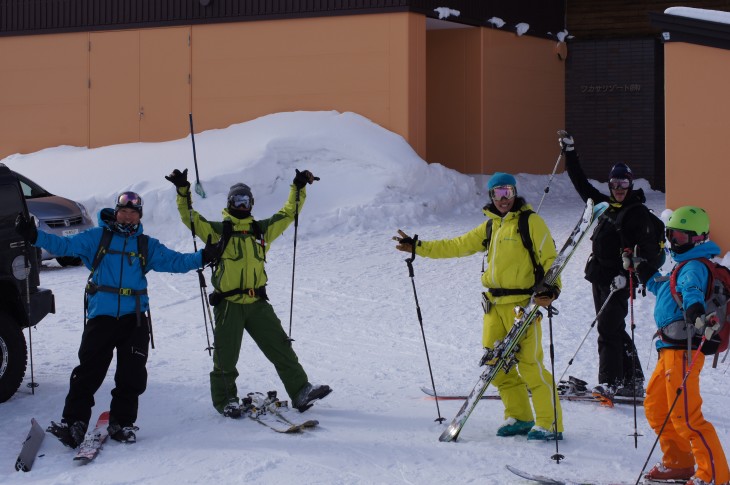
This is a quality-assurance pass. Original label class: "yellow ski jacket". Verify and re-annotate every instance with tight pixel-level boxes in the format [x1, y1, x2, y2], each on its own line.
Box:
[175, 184, 304, 304]
[415, 200, 560, 305]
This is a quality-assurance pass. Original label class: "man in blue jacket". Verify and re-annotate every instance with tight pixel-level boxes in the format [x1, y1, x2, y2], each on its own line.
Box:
[15, 191, 221, 448]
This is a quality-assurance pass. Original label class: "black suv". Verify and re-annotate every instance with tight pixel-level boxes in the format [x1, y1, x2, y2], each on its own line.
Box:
[0, 163, 55, 403]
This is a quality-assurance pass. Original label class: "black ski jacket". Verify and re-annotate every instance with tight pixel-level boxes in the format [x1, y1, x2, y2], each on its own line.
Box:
[565, 150, 660, 286]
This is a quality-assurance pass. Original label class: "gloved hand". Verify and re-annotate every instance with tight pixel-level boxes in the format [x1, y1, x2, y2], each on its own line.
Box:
[201, 234, 225, 266]
[293, 169, 316, 189]
[534, 284, 560, 308]
[557, 130, 574, 153]
[611, 274, 627, 290]
[393, 229, 416, 253]
[15, 213, 38, 244]
[621, 248, 634, 271]
[634, 259, 658, 285]
[165, 168, 190, 189]
[685, 302, 720, 339]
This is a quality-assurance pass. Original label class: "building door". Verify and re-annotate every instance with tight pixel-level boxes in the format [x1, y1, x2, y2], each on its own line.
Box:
[89, 31, 140, 148]
[89, 28, 191, 148]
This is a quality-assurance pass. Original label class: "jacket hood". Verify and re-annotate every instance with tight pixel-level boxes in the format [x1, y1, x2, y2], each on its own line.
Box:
[671, 240, 721, 262]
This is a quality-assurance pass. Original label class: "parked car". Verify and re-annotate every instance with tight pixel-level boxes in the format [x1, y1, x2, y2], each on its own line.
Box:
[12, 170, 95, 266]
[0, 163, 55, 403]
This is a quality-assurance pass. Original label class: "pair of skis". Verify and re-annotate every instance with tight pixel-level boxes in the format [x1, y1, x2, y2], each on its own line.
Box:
[15, 410, 110, 471]
[420, 386, 644, 407]
[438, 199, 609, 443]
[243, 391, 319, 434]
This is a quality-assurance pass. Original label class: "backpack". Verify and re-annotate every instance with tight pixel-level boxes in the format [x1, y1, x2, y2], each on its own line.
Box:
[669, 257, 730, 360]
[615, 204, 666, 268]
[483, 210, 545, 290]
[84, 229, 151, 330]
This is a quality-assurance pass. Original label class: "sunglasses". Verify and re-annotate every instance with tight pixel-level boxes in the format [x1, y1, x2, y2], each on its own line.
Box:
[490, 185, 516, 201]
[228, 194, 253, 210]
[609, 178, 631, 190]
[116, 191, 143, 209]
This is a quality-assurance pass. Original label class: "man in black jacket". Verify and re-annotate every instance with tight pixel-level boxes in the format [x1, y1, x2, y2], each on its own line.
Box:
[560, 132, 664, 400]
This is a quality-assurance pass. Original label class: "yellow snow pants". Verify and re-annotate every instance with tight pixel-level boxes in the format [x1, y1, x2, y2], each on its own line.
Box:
[644, 348, 729, 484]
[483, 300, 563, 432]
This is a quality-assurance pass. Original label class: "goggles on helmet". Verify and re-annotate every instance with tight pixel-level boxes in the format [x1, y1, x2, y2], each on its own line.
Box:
[228, 193, 253, 210]
[609, 178, 631, 190]
[490, 185, 516, 201]
[116, 191, 143, 211]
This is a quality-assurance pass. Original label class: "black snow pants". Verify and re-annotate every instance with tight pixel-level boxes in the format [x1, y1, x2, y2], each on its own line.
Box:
[62, 313, 150, 428]
[592, 282, 644, 387]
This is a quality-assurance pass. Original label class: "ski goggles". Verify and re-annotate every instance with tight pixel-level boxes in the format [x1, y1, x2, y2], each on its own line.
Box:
[609, 178, 631, 190]
[666, 228, 705, 246]
[116, 191, 143, 210]
[490, 185, 516, 201]
[228, 193, 253, 210]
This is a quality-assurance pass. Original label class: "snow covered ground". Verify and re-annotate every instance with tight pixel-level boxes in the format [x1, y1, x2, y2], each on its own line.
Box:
[1, 111, 728, 485]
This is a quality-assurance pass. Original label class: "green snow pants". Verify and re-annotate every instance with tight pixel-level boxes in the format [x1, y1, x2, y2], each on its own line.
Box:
[210, 298, 308, 413]
[483, 299, 563, 432]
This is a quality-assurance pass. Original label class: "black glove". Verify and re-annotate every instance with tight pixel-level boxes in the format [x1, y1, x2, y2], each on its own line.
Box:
[534, 284, 560, 308]
[15, 213, 38, 244]
[557, 130, 574, 153]
[393, 230, 416, 253]
[685, 302, 705, 327]
[201, 234, 225, 266]
[634, 260, 658, 285]
[293, 169, 315, 189]
[165, 168, 190, 189]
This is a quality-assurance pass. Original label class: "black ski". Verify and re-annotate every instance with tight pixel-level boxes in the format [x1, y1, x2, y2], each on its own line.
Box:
[15, 418, 45, 472]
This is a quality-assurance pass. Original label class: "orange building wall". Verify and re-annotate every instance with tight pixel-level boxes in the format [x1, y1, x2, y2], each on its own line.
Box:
[664, 42, 730, 252]
[0, 13, 425, 159]
[191, 12, 426, 157]
[0, 33, 89, 158]
[481, 29, 565, 175]
[426, 27, 564, 175]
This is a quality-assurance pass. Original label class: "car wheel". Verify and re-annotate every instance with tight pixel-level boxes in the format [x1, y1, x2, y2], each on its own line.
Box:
[56, 256, 82, 267]
[0, 311, 28, 403]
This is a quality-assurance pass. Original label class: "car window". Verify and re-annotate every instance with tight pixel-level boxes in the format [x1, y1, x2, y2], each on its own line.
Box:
[0, 182, 25, 226]
[12, 172, 52, 199]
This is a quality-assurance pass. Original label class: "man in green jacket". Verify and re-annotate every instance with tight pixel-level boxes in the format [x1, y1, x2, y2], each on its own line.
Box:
[394, 172, 563, 440]
[166, 168, 331, 416]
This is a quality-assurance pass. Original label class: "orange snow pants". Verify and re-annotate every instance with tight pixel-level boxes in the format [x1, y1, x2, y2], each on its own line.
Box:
[644, 348, 729, 484]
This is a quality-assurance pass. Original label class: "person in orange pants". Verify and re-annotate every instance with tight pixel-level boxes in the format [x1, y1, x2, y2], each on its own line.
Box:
[634, 206, 729, 485]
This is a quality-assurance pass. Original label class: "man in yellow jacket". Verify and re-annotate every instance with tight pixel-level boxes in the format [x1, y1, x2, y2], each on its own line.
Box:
[395, 172, 563, 440]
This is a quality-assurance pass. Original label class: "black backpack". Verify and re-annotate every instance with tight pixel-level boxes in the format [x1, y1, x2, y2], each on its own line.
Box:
[482, 210, 545, 289]
[614, 204, 666, 268]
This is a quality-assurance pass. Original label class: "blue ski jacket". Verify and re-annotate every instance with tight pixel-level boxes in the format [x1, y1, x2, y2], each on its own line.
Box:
[644, 240, 720, 350]
[34, 208, 203, 319]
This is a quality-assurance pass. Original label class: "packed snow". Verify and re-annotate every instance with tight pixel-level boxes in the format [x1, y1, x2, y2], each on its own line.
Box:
[1, 111, 728, 484]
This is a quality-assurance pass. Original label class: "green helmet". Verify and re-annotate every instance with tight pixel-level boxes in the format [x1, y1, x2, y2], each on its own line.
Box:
[666, 206, 710, 235]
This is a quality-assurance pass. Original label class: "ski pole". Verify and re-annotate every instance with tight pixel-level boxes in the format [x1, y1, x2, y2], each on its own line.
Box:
[536, 132, 566, 213]
[558, 275, 626, 383]
[403, 235, 445, 423]
[21, 234, 37, 394]
[188, 113, 206, 199]
[634, 339, 707, 485]
[286, 171, 320, 342]
[546, 305, 564, 463]
[626, 252, 642, 448]
[287, 188, 301, 341]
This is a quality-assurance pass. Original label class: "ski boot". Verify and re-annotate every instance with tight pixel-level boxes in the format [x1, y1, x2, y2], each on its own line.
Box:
[293, 383, 332, 412]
